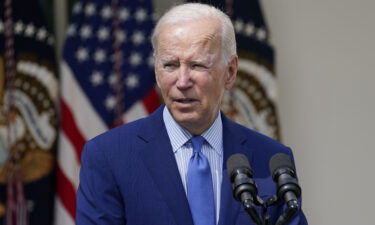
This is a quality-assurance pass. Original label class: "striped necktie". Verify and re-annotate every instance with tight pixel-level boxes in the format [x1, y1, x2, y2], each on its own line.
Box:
[187, 136, 215, 225]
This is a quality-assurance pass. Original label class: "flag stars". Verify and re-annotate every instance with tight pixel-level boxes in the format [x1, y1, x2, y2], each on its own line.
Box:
[76, 47, 89, 62]
[129, 52, 142, 66]
[97, 26, 110, 41]
[108, 73, 119, 86]
[119, 8, 130, 21]
[244, 23, 255, 36]
[105, 95, 116, 110]
[85, 3, 96, 17]
[233, 18, 268, 42]
[14, 21, 24, 34]
[101, 6, 112, 20]
[67, 24, 77, 36]
[36, 27, 47, 41]
[234, 19, 244, 33]
[125, 74, 139, 89]
[131, 31, 145, 45]
[111, 51, 123, 63]
[94, 49, 106, 63]
[147, 54, 154, 68]
[135, 8, 147, 23]
[25, 23, 35, 37]
[115, 30, 126, 43]
[80, 25, 92, 39]
[90, 71, 104, 86]
[73, 2, 82, 14]
[256, 28, 267, 41]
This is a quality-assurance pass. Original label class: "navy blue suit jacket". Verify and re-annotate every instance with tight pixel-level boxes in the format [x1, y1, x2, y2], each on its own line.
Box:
[76, 105, 307, 225]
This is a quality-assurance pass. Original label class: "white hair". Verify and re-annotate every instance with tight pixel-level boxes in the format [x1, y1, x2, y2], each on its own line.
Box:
[151, 3, 237, 65]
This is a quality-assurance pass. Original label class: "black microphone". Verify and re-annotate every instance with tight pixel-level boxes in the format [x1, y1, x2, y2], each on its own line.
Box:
[269, 153, 301, 225]
[227, 154, 263, 225]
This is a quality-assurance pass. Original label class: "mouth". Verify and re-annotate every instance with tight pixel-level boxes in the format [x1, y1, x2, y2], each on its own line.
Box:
[173, 98, 198, 105]
[175, 98, 195, 103]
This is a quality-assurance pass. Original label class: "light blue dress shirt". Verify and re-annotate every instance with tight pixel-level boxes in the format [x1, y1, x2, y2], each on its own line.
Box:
[163, 107, 223, 224]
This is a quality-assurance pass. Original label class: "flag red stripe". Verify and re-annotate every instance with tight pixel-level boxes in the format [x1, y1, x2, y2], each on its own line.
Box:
[142, 88, 160, 114]
[56, 166, 77, 219]
[61, 99, 86, 162]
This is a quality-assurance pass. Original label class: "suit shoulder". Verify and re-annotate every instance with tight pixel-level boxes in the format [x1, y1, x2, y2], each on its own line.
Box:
[94, 116, 147, 140]
[229, 122, 295, 178]
[89, 106, 164, 145]
[84, 116, 150, 155]
[230, 121, 292, 155]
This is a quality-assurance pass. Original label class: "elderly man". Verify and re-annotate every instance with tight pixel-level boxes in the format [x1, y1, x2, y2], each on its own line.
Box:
[76, 3, 307, 225]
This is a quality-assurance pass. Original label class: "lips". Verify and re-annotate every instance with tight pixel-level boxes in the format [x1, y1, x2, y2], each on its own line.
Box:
[173, 98, 199, 106]
[175, 98, 195, 103]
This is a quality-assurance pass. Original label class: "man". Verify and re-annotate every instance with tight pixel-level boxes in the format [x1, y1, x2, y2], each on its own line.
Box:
[76, 3, 307, 225]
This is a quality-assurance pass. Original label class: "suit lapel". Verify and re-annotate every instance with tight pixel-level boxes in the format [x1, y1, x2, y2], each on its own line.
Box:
[137, 108, 255, 225]
[218, 113, 253, 225]
[137, 106, 194, 225]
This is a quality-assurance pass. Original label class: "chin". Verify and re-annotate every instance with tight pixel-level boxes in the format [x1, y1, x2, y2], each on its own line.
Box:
[171, 112, 200, 125]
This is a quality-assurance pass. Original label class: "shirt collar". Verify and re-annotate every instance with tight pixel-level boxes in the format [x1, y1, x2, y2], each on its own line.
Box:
[163, 106, 223, 156]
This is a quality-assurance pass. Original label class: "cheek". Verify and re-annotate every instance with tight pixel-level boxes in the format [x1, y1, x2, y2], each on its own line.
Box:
[156, 73, 175, 95]
[203, 78, 225, 102]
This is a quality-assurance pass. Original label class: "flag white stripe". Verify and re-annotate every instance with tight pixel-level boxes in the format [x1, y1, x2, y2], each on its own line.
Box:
[54, 197, 75, 225]
[57, 132, 81, 190]
[61, 61, 108, 139]
[123, 101, 148, 122]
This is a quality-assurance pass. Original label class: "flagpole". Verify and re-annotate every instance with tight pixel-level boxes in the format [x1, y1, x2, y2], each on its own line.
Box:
[111, 0, 125, 127]
[3, 0, 28, 224]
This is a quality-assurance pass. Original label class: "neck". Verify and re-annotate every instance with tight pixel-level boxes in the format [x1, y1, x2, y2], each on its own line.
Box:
[179, 113, 219, 136]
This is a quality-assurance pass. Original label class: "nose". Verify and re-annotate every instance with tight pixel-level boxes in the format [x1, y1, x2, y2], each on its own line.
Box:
[176, 66, 193, 90]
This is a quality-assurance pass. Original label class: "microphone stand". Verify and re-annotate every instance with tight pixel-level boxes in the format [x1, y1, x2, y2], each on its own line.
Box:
[241, 193, 264, 225]
[274, 196, 299, 225]
[242, 193, 299, 225]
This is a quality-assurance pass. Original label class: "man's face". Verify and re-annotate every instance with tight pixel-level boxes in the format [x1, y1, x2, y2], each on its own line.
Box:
[154, 18, 237, 135]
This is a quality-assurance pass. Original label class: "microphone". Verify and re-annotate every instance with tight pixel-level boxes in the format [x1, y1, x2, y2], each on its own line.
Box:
[269, 153, 301, 225]
[227, 154, 263, 225]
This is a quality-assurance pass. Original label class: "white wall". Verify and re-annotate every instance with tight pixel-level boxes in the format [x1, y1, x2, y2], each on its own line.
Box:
[154, 0, 375, 224]
[262, 0, 375, 224]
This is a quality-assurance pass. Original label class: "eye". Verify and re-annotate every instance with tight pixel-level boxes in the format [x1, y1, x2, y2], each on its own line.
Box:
[192, 63, 207, 70]
[163, 62, 179, 70]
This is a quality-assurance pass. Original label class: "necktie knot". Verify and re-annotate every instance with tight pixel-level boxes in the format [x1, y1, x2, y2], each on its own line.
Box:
[191, 136, 205, 153]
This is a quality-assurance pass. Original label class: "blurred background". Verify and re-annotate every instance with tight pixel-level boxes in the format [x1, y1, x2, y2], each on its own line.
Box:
[1, 0, 375, 224]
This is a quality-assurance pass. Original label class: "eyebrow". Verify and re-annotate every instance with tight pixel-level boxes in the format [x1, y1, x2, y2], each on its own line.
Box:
[157, 53, 216, 66]
[159, 58, 178, 63]
[191, 55, 215, 67]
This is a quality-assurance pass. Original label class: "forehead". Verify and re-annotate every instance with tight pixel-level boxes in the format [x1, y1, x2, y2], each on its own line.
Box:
[156, 18, 222, 55]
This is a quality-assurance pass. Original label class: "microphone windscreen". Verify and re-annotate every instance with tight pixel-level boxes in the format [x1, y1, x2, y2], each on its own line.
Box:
[226, 153, 252, 178]
[269, 153, 294, 174]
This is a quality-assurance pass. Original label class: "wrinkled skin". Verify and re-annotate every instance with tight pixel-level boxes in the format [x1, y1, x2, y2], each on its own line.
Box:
[154, 18, 238, 135]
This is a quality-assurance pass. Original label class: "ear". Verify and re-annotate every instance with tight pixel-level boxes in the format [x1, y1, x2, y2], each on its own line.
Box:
[224, 55, 238, 89]
[155, 70, 161, 88]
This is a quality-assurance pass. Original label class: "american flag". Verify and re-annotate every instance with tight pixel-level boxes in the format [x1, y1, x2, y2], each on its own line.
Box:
[55, 0, 160, 224]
